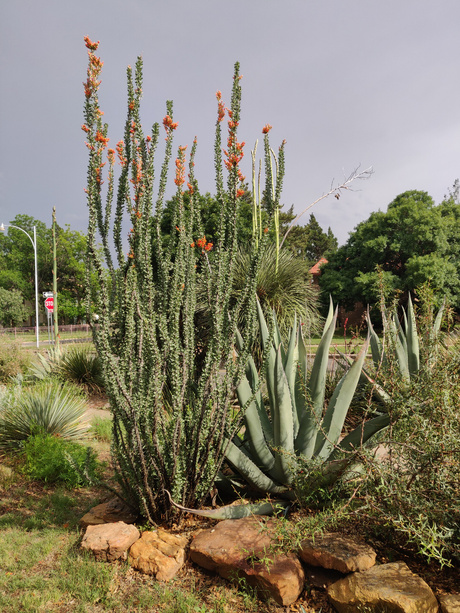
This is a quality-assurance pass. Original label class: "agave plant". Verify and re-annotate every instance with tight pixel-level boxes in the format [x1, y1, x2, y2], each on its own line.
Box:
[0, 380, 88, 451]
[222, 299, 389, 499]
[366, 294, 445, 397]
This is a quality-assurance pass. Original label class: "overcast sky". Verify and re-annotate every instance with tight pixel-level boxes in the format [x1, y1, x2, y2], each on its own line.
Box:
[1, 0, 459, 247]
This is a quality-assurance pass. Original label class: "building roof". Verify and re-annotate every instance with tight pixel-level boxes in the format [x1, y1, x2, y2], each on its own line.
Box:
[308, 257, 328, 275]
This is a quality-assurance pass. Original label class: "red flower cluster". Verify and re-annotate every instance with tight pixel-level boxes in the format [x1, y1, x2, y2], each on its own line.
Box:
[95, 131, 109, 147]
[116, 140, 127, 167]
[174, 145, 187, 187]
[216, 91, 225, 123]
[191, 236, 213, 253]
[262, 124, 272, 134]
[163, 115, 179, 132]
[84, 36, 99, 51]
[83, 37, 103, 99]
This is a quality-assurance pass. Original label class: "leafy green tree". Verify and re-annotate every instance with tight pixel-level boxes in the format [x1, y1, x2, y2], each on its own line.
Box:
[0, 215, 87, 323]
[319, 190, 460, 311]
[0, 288, 31, 326]
[278, 209, 338, 263]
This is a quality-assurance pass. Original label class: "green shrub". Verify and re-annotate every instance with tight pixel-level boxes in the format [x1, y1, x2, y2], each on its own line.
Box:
[340, 295, 460, 567]
[0, 380, 88, 451]
[22, 433, 101, 487]
[0, 336, 32, 383]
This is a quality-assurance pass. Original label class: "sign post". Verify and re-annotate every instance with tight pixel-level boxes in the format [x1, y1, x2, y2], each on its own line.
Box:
[43, 292, 55, 344]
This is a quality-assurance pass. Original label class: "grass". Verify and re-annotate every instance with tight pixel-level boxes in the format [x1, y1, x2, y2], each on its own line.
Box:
[0, 421, 288, 613]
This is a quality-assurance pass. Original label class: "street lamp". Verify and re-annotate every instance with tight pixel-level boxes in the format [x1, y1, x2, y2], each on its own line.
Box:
[0, 223, 40, 349]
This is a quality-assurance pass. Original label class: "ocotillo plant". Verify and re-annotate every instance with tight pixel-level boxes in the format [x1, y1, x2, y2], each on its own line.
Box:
[82, 37, 285, 523]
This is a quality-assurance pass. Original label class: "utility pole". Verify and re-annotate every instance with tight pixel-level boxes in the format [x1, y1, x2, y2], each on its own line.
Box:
[52, 207, 59, 349]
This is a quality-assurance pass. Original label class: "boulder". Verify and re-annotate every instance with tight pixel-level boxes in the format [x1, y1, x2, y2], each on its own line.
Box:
[80, 497, 138, 529]
[299, 533, 376, 573]
[81, 521, 140, 562]
[440, 594, 460, 613]
[327, 561, 439, 613]
[190, 517, 304, 606]
[129, 528, 188, 581]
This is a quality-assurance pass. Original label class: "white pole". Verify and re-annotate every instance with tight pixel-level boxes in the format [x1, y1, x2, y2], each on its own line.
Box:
[33, 226, 39, 349]
[0, 223, 39, 349]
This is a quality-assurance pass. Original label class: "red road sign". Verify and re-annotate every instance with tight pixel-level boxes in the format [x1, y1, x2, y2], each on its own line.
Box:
[44, 296, 54, 312]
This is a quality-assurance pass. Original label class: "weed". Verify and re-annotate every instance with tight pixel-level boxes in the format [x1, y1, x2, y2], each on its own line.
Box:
[90, 415, 112, 442]
[0, 336, 32, 383]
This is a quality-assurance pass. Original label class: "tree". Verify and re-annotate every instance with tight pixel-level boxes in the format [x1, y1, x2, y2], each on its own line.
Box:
[0, 288, 31, 327]
[0, 214, 88, 323]
[319, 190, 460, 311]
[278, 209, 338, 263]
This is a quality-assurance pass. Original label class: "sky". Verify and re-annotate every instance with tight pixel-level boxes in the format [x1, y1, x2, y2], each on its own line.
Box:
[1, 0, 459, 247]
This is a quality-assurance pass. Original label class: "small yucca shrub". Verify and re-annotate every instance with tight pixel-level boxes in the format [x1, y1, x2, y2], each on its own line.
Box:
[0, 380, 88, 451]
[59, 347, 104, 393]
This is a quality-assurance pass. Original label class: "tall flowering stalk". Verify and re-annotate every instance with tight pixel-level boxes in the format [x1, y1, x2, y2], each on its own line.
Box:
[82, 39, 284, 524]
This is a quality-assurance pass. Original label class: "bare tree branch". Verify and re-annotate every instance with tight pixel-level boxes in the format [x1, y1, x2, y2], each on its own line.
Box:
[279, 165, 374, 249]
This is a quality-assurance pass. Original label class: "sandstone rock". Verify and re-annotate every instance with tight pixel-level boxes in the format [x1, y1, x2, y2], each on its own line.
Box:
[327, 561, 439, 613]
[81, 521, 140, 562]
[190, 517, 304, 606]
[440, 594, 460, 613]
[80, 497, 138, 529]
[299, 533, 376, 573]
[129, 528, 188, 581]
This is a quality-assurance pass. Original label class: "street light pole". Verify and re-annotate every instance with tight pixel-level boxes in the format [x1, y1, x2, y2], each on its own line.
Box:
[0, 223, 40, 349]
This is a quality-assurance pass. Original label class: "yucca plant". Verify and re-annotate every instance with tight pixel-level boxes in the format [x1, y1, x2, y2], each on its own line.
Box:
[222, 299, 389, 499]
[59, 347, 104, 393]
[0, 380, 88, 451]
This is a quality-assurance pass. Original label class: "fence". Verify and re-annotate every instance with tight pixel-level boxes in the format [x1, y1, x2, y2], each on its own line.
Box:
[0, 324, 91, 338]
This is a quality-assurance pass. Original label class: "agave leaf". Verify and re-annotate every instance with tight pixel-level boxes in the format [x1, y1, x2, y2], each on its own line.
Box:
[273, 345, 295, 485]
[366, 308, 385, 369]
[295, 308, 338, 459]
[284, 315, 299, 436]
[297, 324, 308, 384]
[236, 327, 274, 445]
[389, 316, 410, 381]
[406, 295, 420, 376]
[165, 489, 290, 519]
[256, 298, 271, 352]
[315, 338, 369, 460]
[237, 375, 275, 472]
[273, 313, 286, 364]
[331, 413, 390, 459]
[433, 298, 445, 336]
[308, 307, 338, 417]
[322, 295, 335, 339]
[224, 438, 288, 495]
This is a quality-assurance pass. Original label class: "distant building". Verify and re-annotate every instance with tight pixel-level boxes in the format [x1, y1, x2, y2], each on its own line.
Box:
[308, 257, 328, 286]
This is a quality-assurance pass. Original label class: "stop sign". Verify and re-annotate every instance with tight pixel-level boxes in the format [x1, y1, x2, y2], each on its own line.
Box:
[45, 296, 54, 312]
